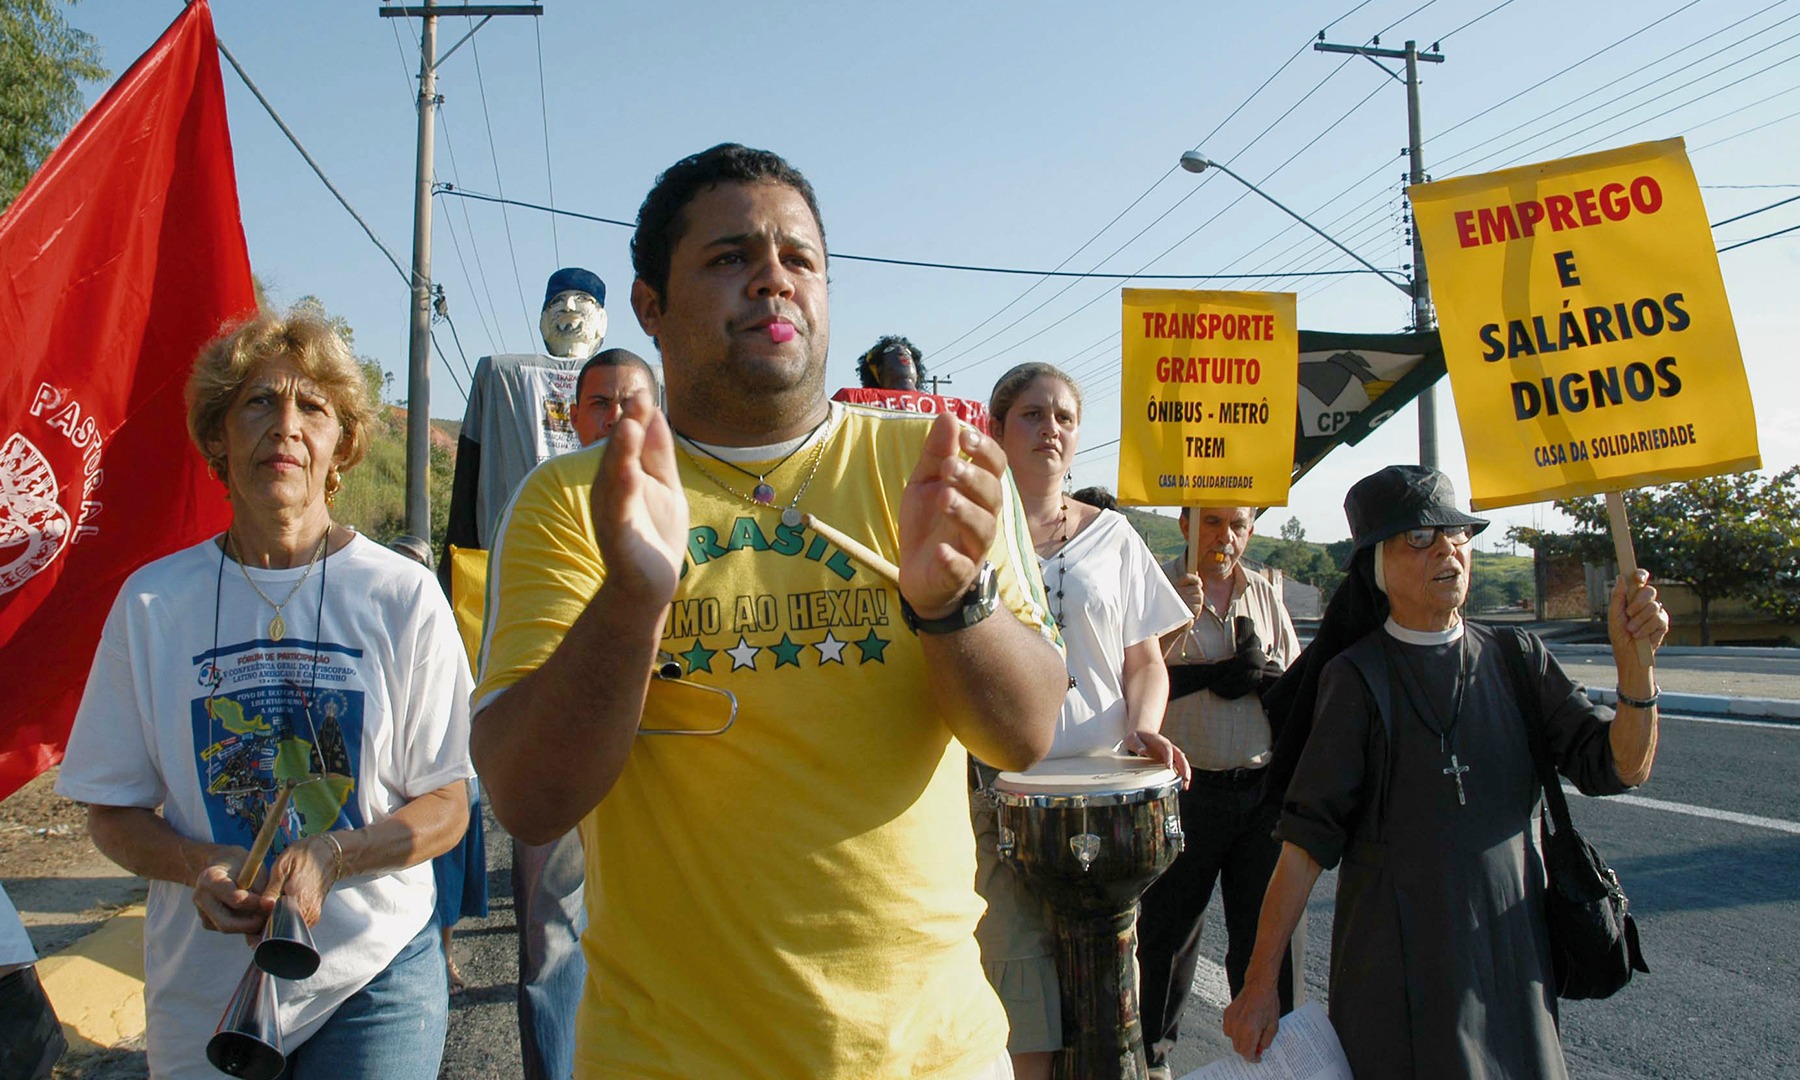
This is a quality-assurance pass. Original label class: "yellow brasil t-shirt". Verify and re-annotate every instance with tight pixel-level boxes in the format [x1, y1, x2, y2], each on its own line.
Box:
[475, 403, 1056, 1080]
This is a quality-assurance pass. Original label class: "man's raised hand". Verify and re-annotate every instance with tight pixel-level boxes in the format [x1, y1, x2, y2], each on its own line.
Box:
[899, 414, 1007, 619]
[591, 395, 689, 606]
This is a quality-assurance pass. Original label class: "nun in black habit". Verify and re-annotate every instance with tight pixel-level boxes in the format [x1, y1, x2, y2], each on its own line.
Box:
[1223, 465, 1668, 1078]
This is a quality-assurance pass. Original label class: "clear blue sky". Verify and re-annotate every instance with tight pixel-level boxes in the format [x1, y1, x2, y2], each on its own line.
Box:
[73, 0, 1800, 545]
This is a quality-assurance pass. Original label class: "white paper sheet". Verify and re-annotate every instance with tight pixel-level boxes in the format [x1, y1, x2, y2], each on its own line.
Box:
[1178, 1001, 1352, 1080]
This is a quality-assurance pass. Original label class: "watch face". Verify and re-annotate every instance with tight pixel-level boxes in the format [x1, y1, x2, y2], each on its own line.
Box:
[974, 561, 998, 612]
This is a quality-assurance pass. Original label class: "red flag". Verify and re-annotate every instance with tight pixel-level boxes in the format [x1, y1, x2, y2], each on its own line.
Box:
[0, 0, 254, 801]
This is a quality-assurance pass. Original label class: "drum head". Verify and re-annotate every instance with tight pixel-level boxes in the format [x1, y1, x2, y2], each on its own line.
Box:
[992, 753, 1180, 806]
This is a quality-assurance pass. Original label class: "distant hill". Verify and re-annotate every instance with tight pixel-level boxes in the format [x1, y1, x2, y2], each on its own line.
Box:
[334, 407, 460, 550]
[1112, 505, 1533, 613]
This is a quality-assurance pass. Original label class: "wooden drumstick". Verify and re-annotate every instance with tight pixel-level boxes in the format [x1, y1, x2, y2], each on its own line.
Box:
[235, 782, 295, 890]
[801, 513, 901, 588]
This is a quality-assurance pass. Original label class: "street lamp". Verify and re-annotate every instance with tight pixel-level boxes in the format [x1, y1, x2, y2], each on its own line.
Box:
[1178, 151, 1411, 295]
[1179, 149, 1439, 468]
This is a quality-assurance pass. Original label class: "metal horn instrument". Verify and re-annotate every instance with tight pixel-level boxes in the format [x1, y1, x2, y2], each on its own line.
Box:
[206, 960, 285, 1080]
[254, 893, 320, 980]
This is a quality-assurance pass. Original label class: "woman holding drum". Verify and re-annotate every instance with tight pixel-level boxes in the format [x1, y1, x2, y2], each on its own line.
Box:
[57, 308, 474, 1078]
[975, 363, 1193, 1080]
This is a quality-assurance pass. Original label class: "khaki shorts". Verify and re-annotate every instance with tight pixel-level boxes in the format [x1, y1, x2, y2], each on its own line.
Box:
[970, 789, 1063, 1054]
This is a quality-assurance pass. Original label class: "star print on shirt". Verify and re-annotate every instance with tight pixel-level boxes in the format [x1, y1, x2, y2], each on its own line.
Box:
[680, 639, 718, 675]
[814, 631, 847, 665]
[770, 633, 805, 668]
[854, 629, 890, 664]
[726, 635, 761, 671]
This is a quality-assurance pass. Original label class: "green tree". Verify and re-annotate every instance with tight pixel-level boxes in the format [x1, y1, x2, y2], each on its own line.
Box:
[0, 0, 107, 210]
[1279, 516, 1305, 543]
[1520, 468, 1800, 645]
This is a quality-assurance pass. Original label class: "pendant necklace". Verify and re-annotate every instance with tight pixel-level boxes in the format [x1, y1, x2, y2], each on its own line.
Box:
[1034, 499, 1080, 691]
[1389, 628, 1471, 806]
[1034, 499, 1070, 628]
[207, 528, 333, 805]
[230, 527, 330, 641]
[677, 415, 832, 528]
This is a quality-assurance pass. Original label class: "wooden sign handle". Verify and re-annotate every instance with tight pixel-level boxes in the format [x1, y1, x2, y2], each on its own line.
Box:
[1185, 507, 1202, 577]
[1604, 491, 1657, 669]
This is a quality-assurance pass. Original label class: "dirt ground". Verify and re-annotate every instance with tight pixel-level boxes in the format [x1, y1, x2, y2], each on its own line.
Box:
[1, 767, 145, 957]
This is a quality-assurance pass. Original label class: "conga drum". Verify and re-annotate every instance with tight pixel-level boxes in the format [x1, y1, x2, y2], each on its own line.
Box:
[991, 754, 1184, 1080]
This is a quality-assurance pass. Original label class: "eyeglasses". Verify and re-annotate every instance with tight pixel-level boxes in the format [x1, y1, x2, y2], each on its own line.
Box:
[1401, 525, 1472, 549]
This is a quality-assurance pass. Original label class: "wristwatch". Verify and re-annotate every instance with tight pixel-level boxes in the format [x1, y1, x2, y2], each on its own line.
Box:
[900, 561, 999, 635]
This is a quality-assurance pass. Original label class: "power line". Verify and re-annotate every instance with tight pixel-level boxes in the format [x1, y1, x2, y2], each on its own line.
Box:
[931, 50, 1368, 379]
[1435, 0, 1519, 42]
[1228, 2, 1731, 297]
[213, 38, 411, 288]
[435, 207, 499, 354]
[1558, 40, 1800, 159]
[1432, 0, 1709, 146]
[388, 10, 503, 355]
[1676, 81, 1800, 154]
[466, 18, 537, 345]
[1453, 7, 1800, 174]
[1374, 0, 1444, 40]
[1718, 221, 1800, 252]
[431, 187, 1398, 281]
[428, 331, 468, 402]
[437, 109, 510, 353]
[930, 0, 1381, 361]
[532, 17, 560, 266]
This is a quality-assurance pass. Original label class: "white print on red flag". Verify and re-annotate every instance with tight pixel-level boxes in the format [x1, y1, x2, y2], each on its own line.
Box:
[0, 0, 255, 801]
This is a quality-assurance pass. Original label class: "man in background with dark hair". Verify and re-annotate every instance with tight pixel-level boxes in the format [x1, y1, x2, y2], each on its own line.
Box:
[440, 265, 609, 1080]
[1139, 505, 1302, 1080]
[572, 347, 659, 447]
[857, 334, 925, 391]
[472, 143, 1064, 1079]
[834, 334, 991, 431]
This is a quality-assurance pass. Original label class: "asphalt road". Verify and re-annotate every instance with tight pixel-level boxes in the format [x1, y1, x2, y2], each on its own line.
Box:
[430, 709, 1800, 1079]
[52, 697, 1800, 1078]
[1163, 709, 1800, 1079]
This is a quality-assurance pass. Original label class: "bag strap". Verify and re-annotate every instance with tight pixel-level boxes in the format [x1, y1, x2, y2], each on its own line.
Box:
[1492, 625, 1576, 839]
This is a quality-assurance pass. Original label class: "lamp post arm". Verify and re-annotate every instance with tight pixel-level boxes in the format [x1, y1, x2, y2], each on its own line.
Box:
[1206, 159, 1414, 297]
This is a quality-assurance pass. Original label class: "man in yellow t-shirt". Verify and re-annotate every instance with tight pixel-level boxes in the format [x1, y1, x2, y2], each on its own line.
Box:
[472, 143, 1067, 1080]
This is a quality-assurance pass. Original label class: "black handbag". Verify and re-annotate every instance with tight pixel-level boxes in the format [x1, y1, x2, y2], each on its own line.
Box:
[1500, 628, 1650, 1000]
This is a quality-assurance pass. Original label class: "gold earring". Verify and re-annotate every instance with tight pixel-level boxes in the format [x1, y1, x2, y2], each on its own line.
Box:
[324, 466, 342, 505]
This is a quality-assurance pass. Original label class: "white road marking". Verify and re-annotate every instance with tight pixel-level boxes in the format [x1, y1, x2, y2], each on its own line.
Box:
[1662, 712, 1800, 733]
[1565, 784, 1800, 836]
[1188, 957, 1231, 1009]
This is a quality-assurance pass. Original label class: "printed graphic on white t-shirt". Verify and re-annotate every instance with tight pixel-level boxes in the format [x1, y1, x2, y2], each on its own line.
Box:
[191, 635, 369, 852]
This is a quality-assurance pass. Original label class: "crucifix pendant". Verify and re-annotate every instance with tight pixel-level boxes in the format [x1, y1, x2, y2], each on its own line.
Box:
[1443, 753, 1470, 806]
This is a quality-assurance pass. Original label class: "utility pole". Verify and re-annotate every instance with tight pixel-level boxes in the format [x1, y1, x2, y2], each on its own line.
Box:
[1315, 36, 1445, 468]
[380, 2, 541, 541]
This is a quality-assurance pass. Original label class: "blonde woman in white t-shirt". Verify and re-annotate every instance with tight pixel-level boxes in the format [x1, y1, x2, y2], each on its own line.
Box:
[971, 362, 1193, 1080]
[58, 307, 474, 1080]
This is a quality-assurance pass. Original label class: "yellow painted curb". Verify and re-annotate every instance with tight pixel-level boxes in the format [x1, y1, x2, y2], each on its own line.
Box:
[35, 904, 146, 1054]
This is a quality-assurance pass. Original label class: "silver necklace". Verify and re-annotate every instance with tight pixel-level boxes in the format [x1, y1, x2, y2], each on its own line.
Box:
[677, 420, 832, 528]
[231, 527, 330, 641]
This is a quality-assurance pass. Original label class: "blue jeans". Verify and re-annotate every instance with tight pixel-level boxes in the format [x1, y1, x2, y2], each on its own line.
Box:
[514, 830, 586, 1080]
[280, 919, 448, 1079]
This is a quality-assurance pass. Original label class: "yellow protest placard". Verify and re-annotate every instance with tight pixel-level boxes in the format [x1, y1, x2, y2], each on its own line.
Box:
[1117, 289, 1298, 506]
[1409, 138, 1760, 510]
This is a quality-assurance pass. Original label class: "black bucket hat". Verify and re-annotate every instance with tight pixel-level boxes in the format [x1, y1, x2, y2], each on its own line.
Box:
[1342, 464, 1489, 567]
